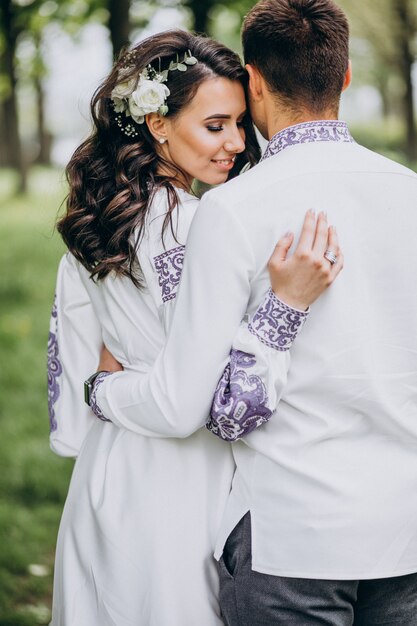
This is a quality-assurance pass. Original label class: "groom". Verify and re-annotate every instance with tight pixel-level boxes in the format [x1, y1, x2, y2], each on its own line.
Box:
[94, 0, 417, 623]
[214, 1, 417, 623]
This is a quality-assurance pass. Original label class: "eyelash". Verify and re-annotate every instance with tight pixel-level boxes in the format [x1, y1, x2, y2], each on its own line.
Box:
[207, 121, 245, 132]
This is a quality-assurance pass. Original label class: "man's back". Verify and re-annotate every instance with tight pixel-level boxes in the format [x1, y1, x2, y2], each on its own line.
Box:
[212, 125, 417, 579]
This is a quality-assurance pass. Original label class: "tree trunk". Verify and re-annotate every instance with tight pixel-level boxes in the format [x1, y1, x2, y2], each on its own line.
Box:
[374, 72, 391, 120]
[0, 102, 8, 167]
[0, 0, 26, 192]
[394, 0, 417, 161]
[188, 0, 214, 34]
[402, 55, 416, 161]
[108, 0, 131, 60]
[34, 72, 51, 165]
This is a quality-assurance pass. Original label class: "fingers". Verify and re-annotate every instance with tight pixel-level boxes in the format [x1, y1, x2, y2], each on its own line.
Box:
[324, 226, 342, 272]
[271, 231, 294, 262]
[329, 236, 344, 276]
[271, 214, 343, 292]
[332, 251, 344, 275]
[312, 212, 329, 256]
[296, 210, 330, 258]
[296, 209, 317, 251]
[326, 227, 343, 280]
[326, 224, 340, 258]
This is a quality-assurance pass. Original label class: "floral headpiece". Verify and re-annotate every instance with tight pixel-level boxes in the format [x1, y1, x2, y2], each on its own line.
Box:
[111, 50, 198, 137]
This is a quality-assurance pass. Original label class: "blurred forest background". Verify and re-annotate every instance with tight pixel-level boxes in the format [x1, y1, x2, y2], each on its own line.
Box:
[0, 0, 416, 623]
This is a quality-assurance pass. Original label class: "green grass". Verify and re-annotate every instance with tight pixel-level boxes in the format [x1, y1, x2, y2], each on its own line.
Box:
[0, 168, 72, 625]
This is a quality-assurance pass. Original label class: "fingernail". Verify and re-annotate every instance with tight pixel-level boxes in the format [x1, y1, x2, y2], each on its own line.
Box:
[284, 231, 293, 238]
[308, 208, 315, 215]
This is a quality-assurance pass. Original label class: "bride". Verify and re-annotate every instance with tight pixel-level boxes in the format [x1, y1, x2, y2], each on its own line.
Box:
[48, 28, 341, 625]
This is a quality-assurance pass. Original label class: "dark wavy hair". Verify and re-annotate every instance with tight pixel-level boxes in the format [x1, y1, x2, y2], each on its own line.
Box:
[58, 29, 261, 288]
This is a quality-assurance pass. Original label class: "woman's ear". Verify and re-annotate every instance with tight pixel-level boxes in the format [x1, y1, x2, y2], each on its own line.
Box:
[146, 113, 169, 144]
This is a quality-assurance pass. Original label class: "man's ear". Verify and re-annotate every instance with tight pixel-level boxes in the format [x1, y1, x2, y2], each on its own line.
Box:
[342, 60, 352, 92]
[146, 112, 169, 143]
[245, 63, 264, 102]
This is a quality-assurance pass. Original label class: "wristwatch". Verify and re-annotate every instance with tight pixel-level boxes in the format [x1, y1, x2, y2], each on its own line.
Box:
[84, 371, 109, 406]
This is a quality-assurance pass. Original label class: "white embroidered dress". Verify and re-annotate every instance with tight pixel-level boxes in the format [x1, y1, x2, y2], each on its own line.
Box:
[48, 187, 304, 626]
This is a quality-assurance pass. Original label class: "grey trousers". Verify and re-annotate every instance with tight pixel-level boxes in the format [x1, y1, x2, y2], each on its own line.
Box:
[219, 513, 417, 625]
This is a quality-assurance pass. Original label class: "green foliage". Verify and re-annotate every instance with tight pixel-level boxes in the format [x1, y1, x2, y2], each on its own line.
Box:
[351, 122, 417, 172]
[0, 167, 73, 625]
[12, 0, 109, 86]
[338, 1, 417, 104]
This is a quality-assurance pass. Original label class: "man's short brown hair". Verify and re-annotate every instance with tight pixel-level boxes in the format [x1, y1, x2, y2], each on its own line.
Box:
[242, 0, 349, 114]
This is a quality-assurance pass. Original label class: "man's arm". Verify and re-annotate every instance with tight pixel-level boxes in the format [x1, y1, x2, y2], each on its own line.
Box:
[204, 210, 342, 442]
[94, 193, 257, 438]
[206, 289, 309, 441]
[93, 201, 341, 438]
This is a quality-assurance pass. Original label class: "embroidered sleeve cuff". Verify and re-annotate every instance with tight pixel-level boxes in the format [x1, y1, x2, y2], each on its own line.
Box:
[248, 288, 309, 351]
[90, 372, 113, 422]
[206, 349, 273, 442]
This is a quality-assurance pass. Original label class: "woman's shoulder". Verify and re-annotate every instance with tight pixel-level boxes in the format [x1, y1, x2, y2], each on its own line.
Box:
[56, 252, 100, 305]
[144, 186, 198, 250]
[55, 250, 83, 281]
[141, 187, 198, 305]
[148, 186, 198, 221]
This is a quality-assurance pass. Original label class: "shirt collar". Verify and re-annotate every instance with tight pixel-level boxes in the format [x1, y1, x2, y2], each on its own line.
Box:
[261, 120, 354, 161]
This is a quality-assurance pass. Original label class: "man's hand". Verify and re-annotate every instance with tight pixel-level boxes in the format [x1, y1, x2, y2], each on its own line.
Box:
[268, 209, 343, 311]
[98, 345, 124, 373]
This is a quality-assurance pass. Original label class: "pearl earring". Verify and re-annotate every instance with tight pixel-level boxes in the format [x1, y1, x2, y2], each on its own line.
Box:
[159, 137, 167, 144]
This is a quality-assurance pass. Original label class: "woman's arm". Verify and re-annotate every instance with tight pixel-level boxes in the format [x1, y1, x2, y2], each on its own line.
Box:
[48, 254, 103, 456]
[206, 216, 342, 441]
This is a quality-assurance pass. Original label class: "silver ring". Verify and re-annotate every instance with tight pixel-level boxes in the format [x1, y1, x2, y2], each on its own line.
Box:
[324, 249, 338, 265]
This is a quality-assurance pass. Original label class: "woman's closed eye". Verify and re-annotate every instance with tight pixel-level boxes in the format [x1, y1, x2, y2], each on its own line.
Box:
[207, 121, 245, 132]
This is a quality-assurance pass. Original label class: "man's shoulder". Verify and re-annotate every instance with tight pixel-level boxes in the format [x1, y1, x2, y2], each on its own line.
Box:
[202, 159, 276, 209]
[201, 141, 417, 214]
[354, 143, 417, 179]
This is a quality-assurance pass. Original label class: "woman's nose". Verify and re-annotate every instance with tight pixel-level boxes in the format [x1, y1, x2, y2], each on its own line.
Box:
[224, 127, 245, 154]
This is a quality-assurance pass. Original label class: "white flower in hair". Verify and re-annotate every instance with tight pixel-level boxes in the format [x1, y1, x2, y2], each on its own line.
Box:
[112, 75, 137, 100]
[128, 78, 170, 124]
[112, 97, 127, 113]
[111, 50, 198, 136]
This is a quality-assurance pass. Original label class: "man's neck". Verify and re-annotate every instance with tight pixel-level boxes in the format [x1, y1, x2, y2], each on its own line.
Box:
[267, 107, 339, 140]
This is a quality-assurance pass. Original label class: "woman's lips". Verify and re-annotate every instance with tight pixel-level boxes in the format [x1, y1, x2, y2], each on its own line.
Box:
[211, 156, 236, 171]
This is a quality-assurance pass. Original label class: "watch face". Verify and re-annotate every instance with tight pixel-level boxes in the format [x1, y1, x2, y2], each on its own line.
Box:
[84, 380, 91, 406]
[84, 371, 108, 406]
[84, 380, 93, 405]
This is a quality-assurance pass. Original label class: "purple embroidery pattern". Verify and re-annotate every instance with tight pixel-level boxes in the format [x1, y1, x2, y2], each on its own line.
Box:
[262, 121, 354, 161]
[248, 289, 309, 351]
[207, 349, 273, 442]
[47, 296, 61, 433]
[90, 372, 113, 422]
[153, 245, 185, 302]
